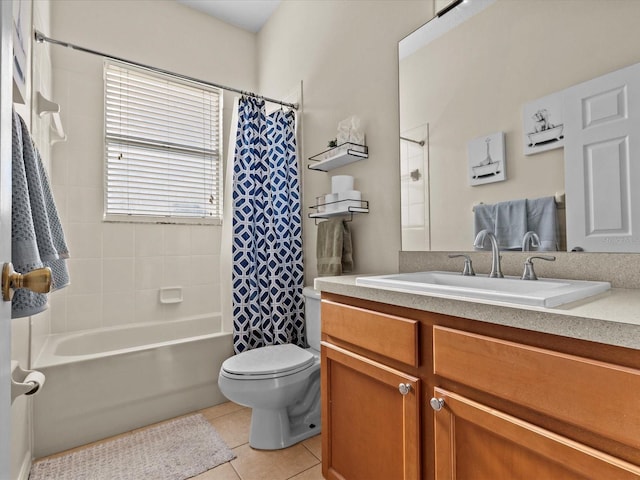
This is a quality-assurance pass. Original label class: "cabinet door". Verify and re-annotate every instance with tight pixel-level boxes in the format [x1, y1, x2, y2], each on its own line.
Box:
[432, 387, 640, 480]
[322, 342, 421, 480]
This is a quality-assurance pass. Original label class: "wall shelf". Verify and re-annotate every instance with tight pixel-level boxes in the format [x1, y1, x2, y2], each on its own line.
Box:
[308, 142, 368, 171]
[309, 199, 369, 224]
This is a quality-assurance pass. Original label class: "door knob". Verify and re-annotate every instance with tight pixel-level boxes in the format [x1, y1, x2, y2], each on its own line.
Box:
[2, 262, 52, 301]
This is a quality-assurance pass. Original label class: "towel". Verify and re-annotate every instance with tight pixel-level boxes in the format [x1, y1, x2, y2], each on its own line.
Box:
[494, 199, 527, 250]
[526, 196, 559, 251]
[473, 203, 495, 238]
[317, 218, 352, 276]
[11, 110, 70, 318]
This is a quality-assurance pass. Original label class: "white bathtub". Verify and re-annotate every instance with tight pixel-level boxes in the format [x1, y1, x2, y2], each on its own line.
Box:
[31, 314, 233, 458]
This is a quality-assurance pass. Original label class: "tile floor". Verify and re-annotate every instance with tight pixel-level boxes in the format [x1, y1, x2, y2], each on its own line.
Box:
[194, 402, 323, 480]
[40, 402, 324, 480]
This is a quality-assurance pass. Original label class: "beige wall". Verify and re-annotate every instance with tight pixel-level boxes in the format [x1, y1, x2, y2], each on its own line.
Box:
[258, 0, 432, 283]
[47, 0, 257, 335]
[400, 0, 640, 251]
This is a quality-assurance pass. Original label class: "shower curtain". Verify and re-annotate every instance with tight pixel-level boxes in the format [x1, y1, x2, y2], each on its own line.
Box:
[231, 97, 305, 354]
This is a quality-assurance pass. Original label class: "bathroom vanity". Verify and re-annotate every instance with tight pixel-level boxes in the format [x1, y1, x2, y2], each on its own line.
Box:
[317, 274, 640, 480]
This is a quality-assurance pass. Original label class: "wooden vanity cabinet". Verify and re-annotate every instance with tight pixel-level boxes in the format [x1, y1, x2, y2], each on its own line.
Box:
[321, 292, 640, 480]
[321, 299, 421, 480]
[432, 326, 640, 479]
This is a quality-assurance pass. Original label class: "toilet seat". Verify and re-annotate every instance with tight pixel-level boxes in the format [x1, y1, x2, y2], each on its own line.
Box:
[221, 344, 315, 380]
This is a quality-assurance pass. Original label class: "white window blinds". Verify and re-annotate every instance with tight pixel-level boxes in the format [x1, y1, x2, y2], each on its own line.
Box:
[104, 60, 222, 222]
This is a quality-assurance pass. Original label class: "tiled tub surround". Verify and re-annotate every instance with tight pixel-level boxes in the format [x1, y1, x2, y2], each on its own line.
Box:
[314, 252, 640, 350]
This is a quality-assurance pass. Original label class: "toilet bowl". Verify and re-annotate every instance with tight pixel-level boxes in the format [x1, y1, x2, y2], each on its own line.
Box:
[218, 287, 321, 450]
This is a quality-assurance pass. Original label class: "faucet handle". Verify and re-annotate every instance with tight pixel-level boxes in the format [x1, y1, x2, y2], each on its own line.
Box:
[521, 255, 556, 281]
[448, 254, 476, 276]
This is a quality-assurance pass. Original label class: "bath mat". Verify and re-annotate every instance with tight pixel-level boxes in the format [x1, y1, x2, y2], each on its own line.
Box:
[29, 413, 236, 480]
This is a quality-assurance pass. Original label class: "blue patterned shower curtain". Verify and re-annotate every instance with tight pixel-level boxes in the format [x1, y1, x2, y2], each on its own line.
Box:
[232, 97, 305, 354]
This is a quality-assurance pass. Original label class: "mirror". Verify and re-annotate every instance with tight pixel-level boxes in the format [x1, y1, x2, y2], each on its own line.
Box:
[399, 0, 640, 252]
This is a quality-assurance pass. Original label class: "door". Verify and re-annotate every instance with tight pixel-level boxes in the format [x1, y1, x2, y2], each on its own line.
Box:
[431, 387, 640, 480]
[0, 0, 13, 477]
[563, 62, 640, 252]
[321, 342, 420, 480]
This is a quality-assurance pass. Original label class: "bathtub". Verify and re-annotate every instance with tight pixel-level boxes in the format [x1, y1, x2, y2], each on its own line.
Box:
[31, 314, 233, 458]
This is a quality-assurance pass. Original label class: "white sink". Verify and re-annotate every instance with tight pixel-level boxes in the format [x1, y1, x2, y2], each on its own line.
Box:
[355, 271, 611, 308]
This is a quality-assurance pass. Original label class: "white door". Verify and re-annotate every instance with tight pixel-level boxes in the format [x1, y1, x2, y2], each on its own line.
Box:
[564, 62, 640, 252]
[0, 0, 13, 477]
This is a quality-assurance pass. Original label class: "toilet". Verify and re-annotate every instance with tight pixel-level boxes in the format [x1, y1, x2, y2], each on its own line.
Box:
[218, 287, 321, 450]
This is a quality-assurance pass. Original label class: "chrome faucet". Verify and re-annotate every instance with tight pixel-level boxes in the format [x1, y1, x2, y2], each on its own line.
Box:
[473, 230, 504, 278]
[522, 231, 540, 251]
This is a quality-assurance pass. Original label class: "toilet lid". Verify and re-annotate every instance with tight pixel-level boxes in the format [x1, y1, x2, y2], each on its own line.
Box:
[222, 344, 315, 377]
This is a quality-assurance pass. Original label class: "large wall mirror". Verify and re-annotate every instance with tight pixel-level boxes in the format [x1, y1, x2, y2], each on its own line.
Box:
[399, 0, 640, 253]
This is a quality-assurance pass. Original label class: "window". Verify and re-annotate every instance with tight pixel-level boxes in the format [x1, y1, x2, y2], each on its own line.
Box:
[104, 60, 222, 223]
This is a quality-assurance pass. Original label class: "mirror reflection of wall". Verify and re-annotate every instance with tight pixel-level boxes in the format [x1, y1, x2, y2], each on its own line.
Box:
[400, 125, 429, 251]
[400, 0, 640, 253]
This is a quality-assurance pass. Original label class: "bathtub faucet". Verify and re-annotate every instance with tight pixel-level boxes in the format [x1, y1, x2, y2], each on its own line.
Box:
[473, 229, 504, 278]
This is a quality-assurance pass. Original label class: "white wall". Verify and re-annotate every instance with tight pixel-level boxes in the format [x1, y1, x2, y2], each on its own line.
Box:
[257, 0, 432, 283]
[45, 0, 257, 336]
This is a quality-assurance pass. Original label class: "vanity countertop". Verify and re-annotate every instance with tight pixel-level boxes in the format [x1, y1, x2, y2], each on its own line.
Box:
[314, 274, 640, 351]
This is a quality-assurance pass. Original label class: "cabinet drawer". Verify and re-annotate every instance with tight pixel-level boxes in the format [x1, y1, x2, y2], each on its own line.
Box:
[433, 326, 640, 449]
[322, 300, 419, 367]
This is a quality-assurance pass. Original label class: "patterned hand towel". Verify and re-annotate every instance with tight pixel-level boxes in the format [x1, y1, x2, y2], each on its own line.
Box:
[11, 111, 69, 318]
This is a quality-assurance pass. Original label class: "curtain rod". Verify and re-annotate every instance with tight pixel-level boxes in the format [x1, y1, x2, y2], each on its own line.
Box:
[34, 30, 299, 110]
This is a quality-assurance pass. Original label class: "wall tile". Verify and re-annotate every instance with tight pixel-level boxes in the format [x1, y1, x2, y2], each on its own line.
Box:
[135, 289, 163, 323]
[67, 258, 102, 295]
[162, 255, 192, 288]
[135, 224, 164, 257]
[102, 292, 135, 326]
[65, 293, 103, 331]
[66, 222, 103, 258]
[135, 256, 163, 290]
[103, 223, 135, 258]
[164, 225, 192, 256]
[191, 225, 221, 255]
[103, 258, 134, 294]
[190, 255, 220, 285]
[67, 186, 103, 223]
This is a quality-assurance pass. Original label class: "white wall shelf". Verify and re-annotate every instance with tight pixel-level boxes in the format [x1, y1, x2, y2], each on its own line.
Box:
[308, 142, 368, 171]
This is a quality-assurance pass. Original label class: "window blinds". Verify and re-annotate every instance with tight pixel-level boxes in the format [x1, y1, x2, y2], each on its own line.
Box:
[104, 60, 222, 222]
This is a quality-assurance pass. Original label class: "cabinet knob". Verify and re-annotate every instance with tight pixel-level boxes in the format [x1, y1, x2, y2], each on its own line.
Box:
[398, 383, 412, 396]
[430, 397, 445, 411]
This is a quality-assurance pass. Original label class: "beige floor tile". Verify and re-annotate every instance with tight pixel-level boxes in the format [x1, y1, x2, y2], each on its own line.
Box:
[302, 434, 322, 461]
[208, 408, 252, 448]
[192, 462, 241, 480]
[230, 443, 320, 480]
[289, 464, 325, 480]
[199, 401, 246, 421]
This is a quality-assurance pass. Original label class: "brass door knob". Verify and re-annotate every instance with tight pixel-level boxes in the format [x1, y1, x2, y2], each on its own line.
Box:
[2, 262, 52, 301]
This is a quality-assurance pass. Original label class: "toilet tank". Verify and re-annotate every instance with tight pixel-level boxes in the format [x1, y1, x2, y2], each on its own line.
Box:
[303, 287, 321, 351]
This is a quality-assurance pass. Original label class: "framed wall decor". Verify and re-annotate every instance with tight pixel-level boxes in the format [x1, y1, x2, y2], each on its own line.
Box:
[523, 91, 565, 155]
[467, 131, 506, 186]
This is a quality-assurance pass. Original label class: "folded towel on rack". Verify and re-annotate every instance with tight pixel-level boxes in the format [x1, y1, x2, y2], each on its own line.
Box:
[494, 199, 527, 250]
[317, 219, 352, 276]
[12, 110, 70, 318]
[526, 196, 559, 251]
